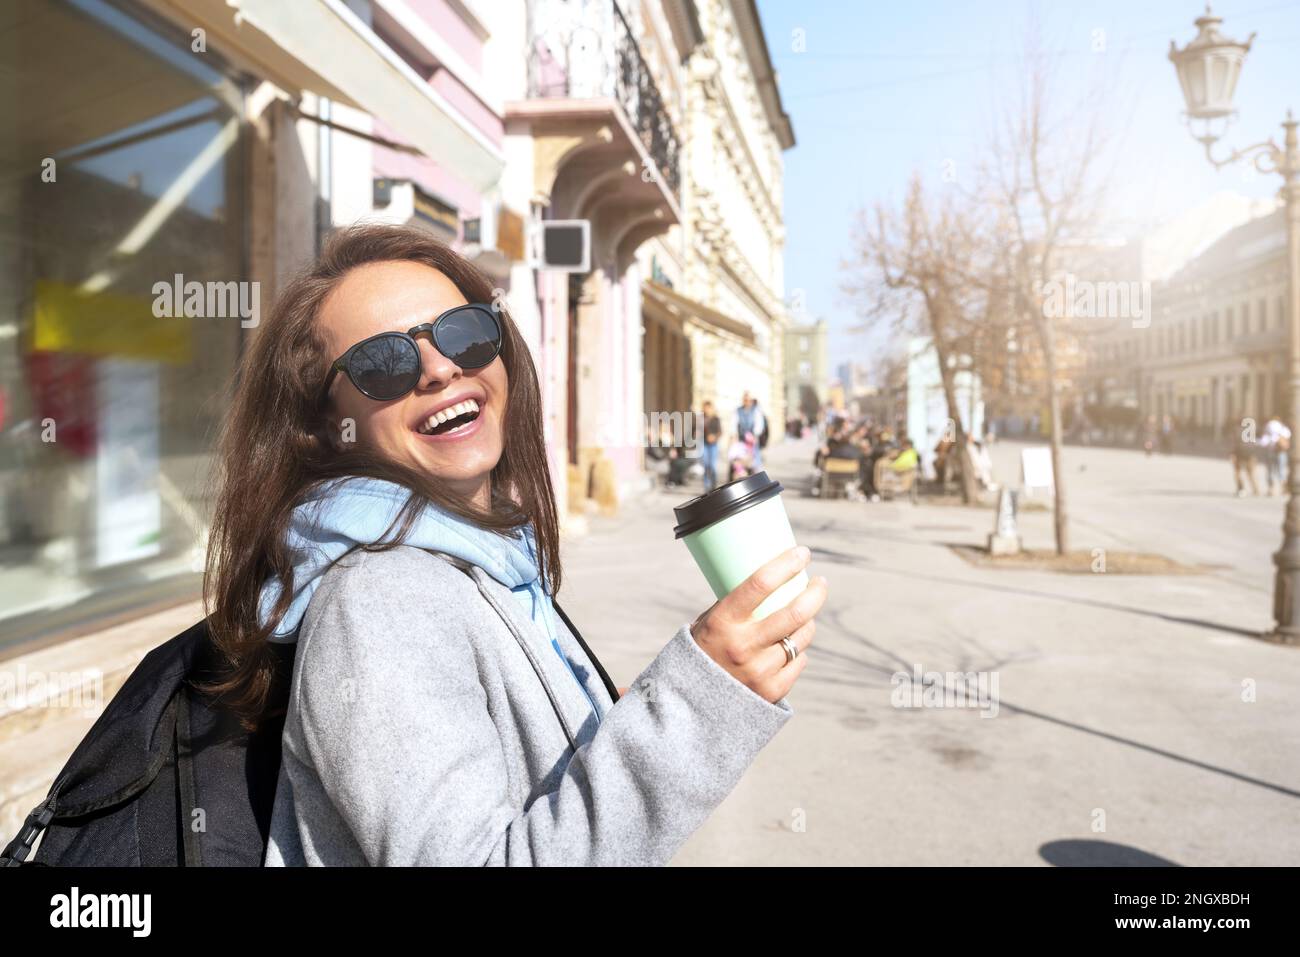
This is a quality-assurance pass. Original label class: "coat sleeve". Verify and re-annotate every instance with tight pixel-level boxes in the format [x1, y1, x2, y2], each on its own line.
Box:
[290, 549, 792, 866]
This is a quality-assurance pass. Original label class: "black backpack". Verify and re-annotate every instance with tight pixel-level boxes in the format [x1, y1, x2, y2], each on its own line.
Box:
[1, 620, 294, 867]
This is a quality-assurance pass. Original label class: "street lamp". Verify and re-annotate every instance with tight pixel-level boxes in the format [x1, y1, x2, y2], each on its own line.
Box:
[1170, 6, 1300, 645]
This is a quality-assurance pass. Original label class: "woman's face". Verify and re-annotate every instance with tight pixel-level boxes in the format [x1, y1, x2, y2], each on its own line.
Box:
[319, 260, 507, 505]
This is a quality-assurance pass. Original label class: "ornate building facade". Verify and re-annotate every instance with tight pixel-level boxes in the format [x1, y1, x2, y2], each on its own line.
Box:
[1082, 208, 1290, 440]
[638, 0, 795, 452]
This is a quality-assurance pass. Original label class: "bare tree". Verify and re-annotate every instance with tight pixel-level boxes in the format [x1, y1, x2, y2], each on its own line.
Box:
[843, 173, 994, 504]
[978, 50, 1114, 554]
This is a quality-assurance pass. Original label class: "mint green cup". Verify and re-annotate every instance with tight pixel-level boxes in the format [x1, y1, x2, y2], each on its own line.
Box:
[673, 472, 809, 620]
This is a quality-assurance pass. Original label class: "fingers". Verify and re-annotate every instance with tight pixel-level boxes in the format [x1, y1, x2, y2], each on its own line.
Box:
[762, 647, 809, 702]
[757, 617, 816, 677]
[724, 546, 812, 620]
[757, 575, 828, 645]
[689, 549, 824, 705]
[725, 616, 817, 698]
[786, 616, 816, 655]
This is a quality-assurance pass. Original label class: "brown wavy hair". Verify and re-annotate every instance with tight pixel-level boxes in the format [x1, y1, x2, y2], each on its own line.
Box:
[200, 224, 559, 729]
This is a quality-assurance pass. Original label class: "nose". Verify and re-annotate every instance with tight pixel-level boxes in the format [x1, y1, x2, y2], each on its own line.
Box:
[413, 332, 465, 392]
[413, 334, 462, 391]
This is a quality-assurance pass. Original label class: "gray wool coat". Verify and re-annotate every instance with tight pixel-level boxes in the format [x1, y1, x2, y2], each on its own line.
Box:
[263, 545, 793, 866]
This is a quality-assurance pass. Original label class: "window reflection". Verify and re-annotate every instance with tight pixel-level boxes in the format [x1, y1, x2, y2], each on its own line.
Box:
[353, 336, 420, 397]
[438, 307, 499, 367]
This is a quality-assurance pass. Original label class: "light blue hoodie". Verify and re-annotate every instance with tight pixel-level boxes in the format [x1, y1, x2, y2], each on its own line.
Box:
[258, 477, 598, 717]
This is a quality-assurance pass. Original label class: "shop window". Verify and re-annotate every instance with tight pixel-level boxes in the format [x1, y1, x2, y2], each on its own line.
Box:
[1, 0, 248, 645]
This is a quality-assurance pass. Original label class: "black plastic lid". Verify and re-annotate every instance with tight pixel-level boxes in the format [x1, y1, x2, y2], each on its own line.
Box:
[673, 471, 784, 538]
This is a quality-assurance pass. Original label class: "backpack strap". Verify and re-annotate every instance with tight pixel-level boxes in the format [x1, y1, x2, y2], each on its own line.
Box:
[551, 600, 621, 703]
[0, 788, 60, 866]
[175, 687, 203, 867]
[419, 549, 623, 707]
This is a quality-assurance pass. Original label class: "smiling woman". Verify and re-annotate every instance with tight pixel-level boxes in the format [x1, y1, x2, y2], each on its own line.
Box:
[197, 223, 824, 867]
[204, 225, 558, 702]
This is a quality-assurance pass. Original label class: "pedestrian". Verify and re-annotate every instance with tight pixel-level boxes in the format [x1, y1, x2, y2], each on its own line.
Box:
[1142, 414, 1157, 457]
[1260, 413, 1292, 495]
[865, 426, 894, 500]
[1159, 414, 1175, 455]
[698, 399, 722, 491]
[665, 444, 690, 488]
[853, 425, 875, 497]
[1231, 431, 1261, 497]
[200, 224, 826, 866]
[828, 426, 866, 500]
[811, 426, 832, 487]
[968, 436, 995, 490]
[933, 434, 955, 487]
[872, 436, 919, 501]
[737, 391, 767, 471]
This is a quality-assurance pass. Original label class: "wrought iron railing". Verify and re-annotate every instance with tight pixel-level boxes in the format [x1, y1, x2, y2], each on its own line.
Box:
[527, 0, 681, 197]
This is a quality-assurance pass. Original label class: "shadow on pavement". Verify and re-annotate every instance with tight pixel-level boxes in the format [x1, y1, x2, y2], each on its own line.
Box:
[1131, 488, 1245, 498]
[802, 613, 1300, 801]
[868, 564, 1263, 640]
[1000, 700, 1300, 800]
[808, 545, 872, 568]
[1040, 839, 1179, 867]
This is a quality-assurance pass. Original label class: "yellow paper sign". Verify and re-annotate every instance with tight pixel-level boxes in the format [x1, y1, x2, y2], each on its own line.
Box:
[31, 279, 192, 364]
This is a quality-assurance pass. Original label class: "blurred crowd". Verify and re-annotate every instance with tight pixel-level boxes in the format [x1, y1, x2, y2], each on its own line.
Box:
[649, 398, 1009, 504]
[806, 412, 996, 504]
[648, 391, 772, 492]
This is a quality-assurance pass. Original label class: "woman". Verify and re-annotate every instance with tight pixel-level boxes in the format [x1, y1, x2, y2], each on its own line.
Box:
[202, 224, 826, 866]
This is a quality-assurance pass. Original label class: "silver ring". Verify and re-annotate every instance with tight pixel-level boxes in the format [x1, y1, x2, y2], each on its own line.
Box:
[780, 637, 798, 665]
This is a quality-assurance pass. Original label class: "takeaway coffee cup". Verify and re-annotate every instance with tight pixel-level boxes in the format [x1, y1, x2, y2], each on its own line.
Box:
[673, 471, 809, 620]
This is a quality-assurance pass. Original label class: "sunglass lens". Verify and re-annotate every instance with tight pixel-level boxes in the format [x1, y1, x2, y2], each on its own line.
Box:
[350, 335, 421, 399]
[437, 306, 501, 368]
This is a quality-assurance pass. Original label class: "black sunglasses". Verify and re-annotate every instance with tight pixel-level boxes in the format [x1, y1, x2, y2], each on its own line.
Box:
[320, 303, 503, 403]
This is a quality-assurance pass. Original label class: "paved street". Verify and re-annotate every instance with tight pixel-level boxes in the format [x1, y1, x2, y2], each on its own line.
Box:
[987, 440, 1287, 599]
[560, 437, 1300, 865]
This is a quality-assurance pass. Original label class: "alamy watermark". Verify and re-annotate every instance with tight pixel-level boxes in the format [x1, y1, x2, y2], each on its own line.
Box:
[152, 274, 260, 328]
[644, 410, 702, 456]
[50, 887, 150, 937]
[1037, 272, 1151, 329]
[1, 664, 103, 716]
[890, 665, 1000, 718]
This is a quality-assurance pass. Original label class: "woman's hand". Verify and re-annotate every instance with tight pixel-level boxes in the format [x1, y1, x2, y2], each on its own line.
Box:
[689, 546, 827, 704]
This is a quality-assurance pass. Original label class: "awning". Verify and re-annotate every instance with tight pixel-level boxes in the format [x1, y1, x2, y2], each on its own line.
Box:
[642, 280, 756, 345]
[154, 0, 504, 190]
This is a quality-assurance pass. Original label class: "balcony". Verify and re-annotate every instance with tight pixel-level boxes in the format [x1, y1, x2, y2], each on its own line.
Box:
[523, 0, 682, 200]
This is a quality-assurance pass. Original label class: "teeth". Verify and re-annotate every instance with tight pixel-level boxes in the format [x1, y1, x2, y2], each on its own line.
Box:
[418, 399, 480, 434]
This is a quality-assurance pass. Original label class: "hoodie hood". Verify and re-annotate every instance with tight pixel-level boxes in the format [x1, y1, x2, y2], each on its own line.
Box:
[258, 477, 542, 641]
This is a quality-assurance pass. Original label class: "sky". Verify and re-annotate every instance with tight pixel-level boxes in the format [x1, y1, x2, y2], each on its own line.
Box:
[756, 0, 1300, 375]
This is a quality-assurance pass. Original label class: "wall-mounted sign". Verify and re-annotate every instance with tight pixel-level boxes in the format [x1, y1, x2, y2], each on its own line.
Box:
[498, 206, 525, 262]
[413, 186, 459, 241]
[33, 279, 191, 364]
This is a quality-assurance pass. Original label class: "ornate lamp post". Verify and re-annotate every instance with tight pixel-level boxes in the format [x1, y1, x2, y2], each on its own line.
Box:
[1170, 6, 1300, 644]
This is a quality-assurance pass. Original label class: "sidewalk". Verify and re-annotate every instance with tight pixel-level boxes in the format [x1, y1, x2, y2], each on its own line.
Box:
[560, 437, 1300, 865]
